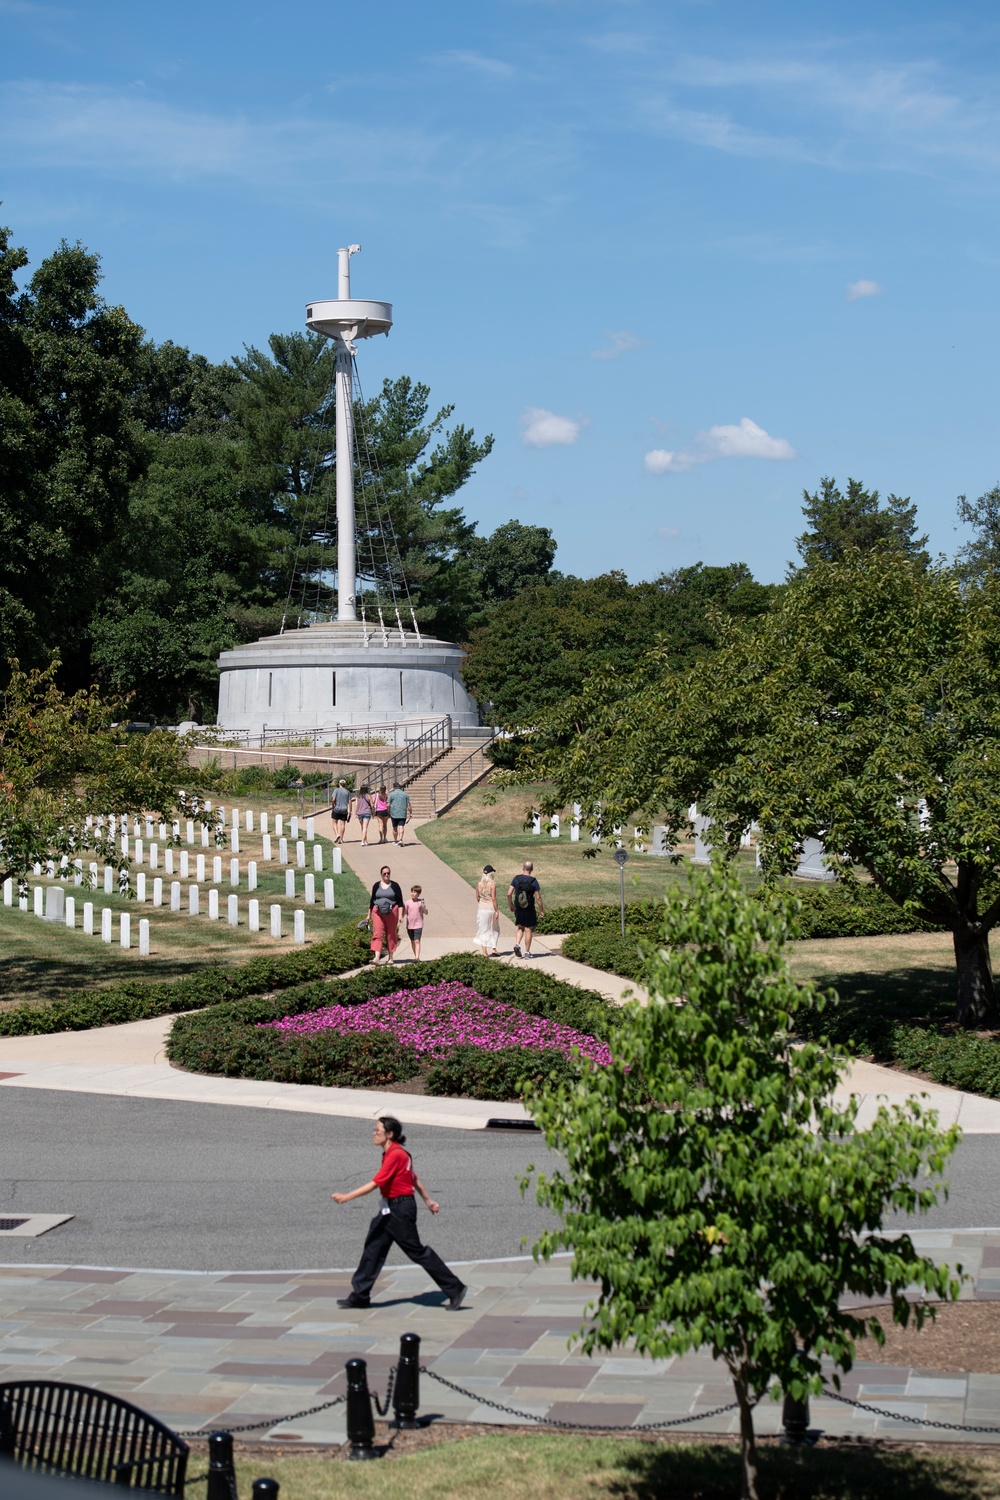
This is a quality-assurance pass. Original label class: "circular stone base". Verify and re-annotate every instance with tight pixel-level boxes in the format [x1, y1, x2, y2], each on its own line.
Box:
[216, 621, 479, 732]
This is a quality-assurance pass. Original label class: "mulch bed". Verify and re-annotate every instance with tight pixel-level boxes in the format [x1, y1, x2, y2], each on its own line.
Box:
[855, 1300, 1000, 1374]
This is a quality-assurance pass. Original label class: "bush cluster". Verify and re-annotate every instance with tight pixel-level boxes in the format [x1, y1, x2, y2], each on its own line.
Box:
[166, 956, 617, 1100]
[561, 929, 646, 980]
[885, 1026, 1000, 1099]
[0, 923, 372, 1038]
[424, 1045, 581, 1100]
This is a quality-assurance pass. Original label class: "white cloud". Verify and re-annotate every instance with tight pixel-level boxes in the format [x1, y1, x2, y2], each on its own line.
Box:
[591, 329, 642, 360]
[645, 417, 795, 473]
[645, 449, 692, 474]
[847, 278, 882, 301]
[438, 50, 514, 80]
[521, 407, 585, 448]
[657, 525, 681, 539]
[701, 417, 796, 460]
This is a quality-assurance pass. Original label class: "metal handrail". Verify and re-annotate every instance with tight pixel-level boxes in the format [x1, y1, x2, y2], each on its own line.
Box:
[377, 716, 453, 789]
[199, 718, 448, 752]
[429, 733, 498, 814]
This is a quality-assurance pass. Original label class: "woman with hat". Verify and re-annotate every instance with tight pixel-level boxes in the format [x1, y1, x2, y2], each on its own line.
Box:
[474, 864, 500, 957]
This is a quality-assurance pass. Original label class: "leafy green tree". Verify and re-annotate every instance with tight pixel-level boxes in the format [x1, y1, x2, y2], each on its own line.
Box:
[467, 519, 557, 616]
[0, 661, 195, 890]
[795, 476, 929, 570]
[956, 483, 1000, 581]
[525, 552, 1000, 1027]
[0, 225, 146, 681]
[464, 564, 775, 727]
[525, 870, 959, 1500]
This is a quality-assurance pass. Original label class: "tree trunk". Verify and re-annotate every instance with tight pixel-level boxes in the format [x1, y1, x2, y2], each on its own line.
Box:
[953, 925, 998, 1029]
[734, 1378, 759, 1500]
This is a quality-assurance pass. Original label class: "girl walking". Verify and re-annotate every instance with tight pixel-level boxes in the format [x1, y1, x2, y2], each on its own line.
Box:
[332, 1116, 466, 1311]
[405, 884, 428, 960]
[356, 785, 373, 845]
[374, 785, 390, 844]
[474, 864, 500, 957]
[369, 866, 403, 963]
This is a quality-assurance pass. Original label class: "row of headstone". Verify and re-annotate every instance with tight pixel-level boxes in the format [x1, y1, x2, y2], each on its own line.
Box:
[531, 804, 584, 841]
[39, 839, 330, 880]
[687, 806, 834, 880]
[10, 880, 316, 944]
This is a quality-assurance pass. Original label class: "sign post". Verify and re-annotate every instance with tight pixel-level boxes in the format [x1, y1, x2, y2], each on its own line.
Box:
[613, 846, 629, 938]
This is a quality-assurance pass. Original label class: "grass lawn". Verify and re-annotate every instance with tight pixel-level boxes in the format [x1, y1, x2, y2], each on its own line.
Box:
[788, 930, 957, 1048]
[0, 801, 369, 1011]
[419, 781, 758, 908]
[231, 1433, 1000, 1499]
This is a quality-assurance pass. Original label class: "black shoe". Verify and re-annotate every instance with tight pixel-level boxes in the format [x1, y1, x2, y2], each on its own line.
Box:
[336, 1294, 370, 1309]
[446, 1283, 468, 1311]
[513, 943, 521, 957]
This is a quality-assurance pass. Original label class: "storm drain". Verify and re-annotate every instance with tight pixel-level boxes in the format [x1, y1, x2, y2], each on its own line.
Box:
[0, 1214, 74, 1237]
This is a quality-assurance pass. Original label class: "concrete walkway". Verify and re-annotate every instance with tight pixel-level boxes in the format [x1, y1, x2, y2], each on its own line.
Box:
[1, 1231, 999, 1445]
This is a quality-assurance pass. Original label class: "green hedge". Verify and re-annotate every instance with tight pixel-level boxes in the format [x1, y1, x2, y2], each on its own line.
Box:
[562, 929, 646, 981]
[545, 884, 940, 944]
[883, 1026, 1000, 1099]
[166, 955, 617, 1099]
[0, 923, 372, 1037]
[424, 1045, 581, 1100]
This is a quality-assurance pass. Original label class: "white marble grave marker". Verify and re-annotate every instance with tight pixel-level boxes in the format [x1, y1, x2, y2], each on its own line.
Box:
[153, 877, 163, 906]
[136, 873, 146, 902]
[83, 902, 94, 935]
[120, 913, 130, 949]
[248, 861, 257, 892]
[293, 909, 305, 945]
[103, 867, 113, 894]
[212, 855, 222, 885]
[2, 878, 11, 906]
[186, 820, 195, 844]
[296, 840, 306, 868]
[324, 878, 335, 909]
[65, 896, 75, 928]
[285, 869, 295, 898]
[208, 888, 219, 920]
[44, 887, 64, 922]
[189, 885, 199, 915]
[270, 904, 282, 938]
[304, 873, 315, 904]
[306, 817, 315, 841]
[248, 898, 260, 932]
[228, 895, 238, 927]
[532, 813, 541, 835]
[262, 835, 273, 862]
[101, 908, 112, 942]
[201, 824, 210, 848]
[170, 881, 181, 911]
[279, 838, 288, 865]
[230, 858, 239, 886]
[550, 814, 560, 838]
[245, 809, 253, 831]
[332, 848, 342, 875]
[150, 843, 158, 870]
[139, 918, 150, 955]
[313, 844, 323, 872]
[195, 854, 205, 884]
[290, 816, 299, 839]
[179, 851, 189, 879]
[260, 813, 269, 835]
[274, 814, 283, 837]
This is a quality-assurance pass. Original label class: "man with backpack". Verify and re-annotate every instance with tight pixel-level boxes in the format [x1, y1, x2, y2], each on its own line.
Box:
[508, 859, 544, 958]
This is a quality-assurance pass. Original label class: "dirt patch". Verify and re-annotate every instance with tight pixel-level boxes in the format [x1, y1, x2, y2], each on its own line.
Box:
[857, 1300, 1000, 1375]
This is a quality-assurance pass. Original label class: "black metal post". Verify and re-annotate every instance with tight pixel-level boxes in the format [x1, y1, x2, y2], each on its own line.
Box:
[251, 1481, 280, 1500]
[206, 1431, 239, 1500]
[619, 862, 625, 937]
[393, 1333, 421, 1429]
[780, 1385, 811, 1445]
[345, 1357, 377, 1459]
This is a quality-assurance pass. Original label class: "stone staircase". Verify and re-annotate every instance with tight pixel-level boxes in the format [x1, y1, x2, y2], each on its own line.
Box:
[403, 741, 494, 818]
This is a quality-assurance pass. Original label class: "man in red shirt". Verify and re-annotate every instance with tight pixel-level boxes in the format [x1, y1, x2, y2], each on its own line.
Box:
[332, 1116, 467, 1311]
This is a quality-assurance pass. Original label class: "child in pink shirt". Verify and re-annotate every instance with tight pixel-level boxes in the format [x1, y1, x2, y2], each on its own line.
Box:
[404, 886, 428, 960]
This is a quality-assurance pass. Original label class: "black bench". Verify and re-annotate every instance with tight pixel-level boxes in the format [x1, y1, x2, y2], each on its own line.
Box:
[0, 1380, 188, 1494]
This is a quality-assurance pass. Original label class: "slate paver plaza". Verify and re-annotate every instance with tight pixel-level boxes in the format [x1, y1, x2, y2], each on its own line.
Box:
[3, 1231, 1000, 1446]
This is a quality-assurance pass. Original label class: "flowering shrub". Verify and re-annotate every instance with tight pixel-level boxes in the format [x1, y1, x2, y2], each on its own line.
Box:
[261, 981, 611, 1066]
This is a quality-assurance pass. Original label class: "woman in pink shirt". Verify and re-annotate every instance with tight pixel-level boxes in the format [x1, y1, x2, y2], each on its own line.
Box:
[404, 885, 428, 960]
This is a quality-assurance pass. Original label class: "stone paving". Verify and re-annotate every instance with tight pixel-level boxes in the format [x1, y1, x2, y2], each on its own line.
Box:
[3, 1232, 1000, 1447]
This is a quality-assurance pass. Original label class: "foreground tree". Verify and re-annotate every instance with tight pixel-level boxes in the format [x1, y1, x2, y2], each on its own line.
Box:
[525, 871, 959, 1500]
[526, 552, 1000, 1027]
[0, 662, 194, 890]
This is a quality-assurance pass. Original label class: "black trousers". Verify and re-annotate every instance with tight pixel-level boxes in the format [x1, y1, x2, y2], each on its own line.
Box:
[351, 1196, 463, 1299]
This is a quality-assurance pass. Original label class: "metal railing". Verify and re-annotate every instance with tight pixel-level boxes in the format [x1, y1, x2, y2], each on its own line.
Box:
[378, 716, 453, 789]
[198, 719, 450, 752]
[428, 733, 498, 815]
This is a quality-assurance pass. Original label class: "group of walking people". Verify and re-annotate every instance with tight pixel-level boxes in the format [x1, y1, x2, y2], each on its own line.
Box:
[366, 858, 544, 963]
[332, 779, 412, 846]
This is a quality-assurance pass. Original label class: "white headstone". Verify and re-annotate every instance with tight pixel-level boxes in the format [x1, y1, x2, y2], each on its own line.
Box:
[332, 847, 342, 875]
[230, 858, 239, 886]
[306, 817, 315, 841]
[270, 903, 282, 938]
[73, 859, 82, 885]
[248, 861, 257, 892]
[245, 809, 253, 831]
[101, 907, 112, 942]
[135, 838, 143, 864]
[274, 814, 284, 837]
[188, 884, 199, 915]
[44, 886, 64, 922]
[145, 819, 154, 839]
[120, 833, 129, 857]
[2, 878, 11, 906]
[65, 896, 75, 928]
[279, 838, 288, 865]
[170, 881, 181, 911]
[201, 823, 210, 848]
[165, 848, 174, 875]
[139, 918, 150, 955]
[231, 807, 240, 829]
[31, 886, 42, 917]
[172, 820, 180, 839]
[293, 909, 305, 945]
[149, 843, 159, 870]
[692, 812, 713, 865]
[550, 814, 560, 838]
[180, 851, 190, 879]
[213, 855, 223, 884]
[228, 894, 238, 927]
[159, 822, 167, 841]
[290, 816, 299, 839]
[196, 854, 206, 884]
[136, 873, 146, 902]
[285, 869, 295, 898]
[120, 913, 130, 949]
[304, 873, 315, 904]
[531, 813, 541, 835]
[260, 812, 269, 835]
[633, 828, 645, 853]
[313, 843, 323, 871]
[153, 877, 163, 906]
[296, 840, 306, 868]
[262, 834, 273, 862]
[208, 888, 219, 920]
[794, 837, 835, 882]
[570, 802, 581, 842]
[186, 820, 195, 844]
[103, 866, 113, 894]
[324, 878, 335, 909]
[83, 901, 94, 935]
[231, 829, 240, 854]
[651, 826, 671, 857]
[249, 898, 260, 932]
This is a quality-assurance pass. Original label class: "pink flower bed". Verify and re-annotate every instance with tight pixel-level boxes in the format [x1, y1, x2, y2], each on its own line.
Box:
[261, 981, 611, 1064]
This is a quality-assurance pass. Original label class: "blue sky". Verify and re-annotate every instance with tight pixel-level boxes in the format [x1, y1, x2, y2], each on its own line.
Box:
[4, 0, 1000, 584]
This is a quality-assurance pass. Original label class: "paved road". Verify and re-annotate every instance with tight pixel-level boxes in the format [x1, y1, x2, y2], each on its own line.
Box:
[0, 1090, 560, 1272]
[2, 1089, 995, 1273]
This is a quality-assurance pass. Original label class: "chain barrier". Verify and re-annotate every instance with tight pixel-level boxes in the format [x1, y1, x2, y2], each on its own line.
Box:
[183, 1473, 209, 1487]
[176, 1393, 346, 1439]
[372, 1366, 397, 1418]
[420, 1367, 738, 1431]
[822, 1386, 1000, 1434]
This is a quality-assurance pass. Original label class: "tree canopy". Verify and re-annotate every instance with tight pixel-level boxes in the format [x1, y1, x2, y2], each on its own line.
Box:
[956, 482, 1000, 582]
[525, 870, 959, 1500]
[524, 551, 1000, 1026]
[795, 476, 929, 571]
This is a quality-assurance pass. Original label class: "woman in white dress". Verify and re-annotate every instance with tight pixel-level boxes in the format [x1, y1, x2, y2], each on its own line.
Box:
[474, 865, 500, 957]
